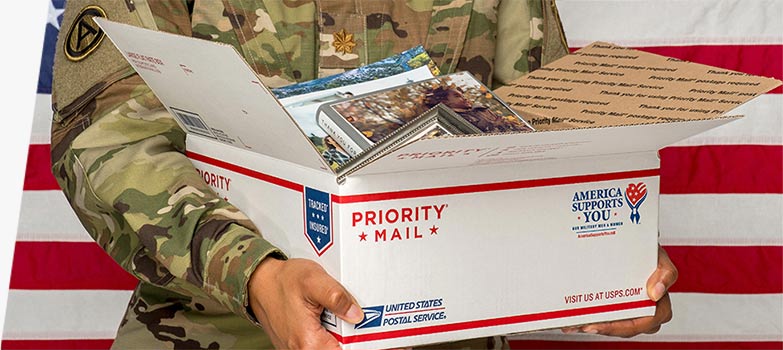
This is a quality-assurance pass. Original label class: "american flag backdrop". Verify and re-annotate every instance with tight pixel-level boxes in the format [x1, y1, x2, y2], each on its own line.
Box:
[2, 0, 781, 349]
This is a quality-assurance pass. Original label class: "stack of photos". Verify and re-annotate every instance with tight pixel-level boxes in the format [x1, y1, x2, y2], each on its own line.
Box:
[276, 46, 440, 170]
[316, 71, 534, 157]
[331, 104, 483, 177]
[280, 66, 436, 169]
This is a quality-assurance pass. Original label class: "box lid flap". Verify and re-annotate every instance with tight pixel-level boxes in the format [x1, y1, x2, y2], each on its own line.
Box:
[346, 116, 739, 177]
[495, 42, 781, 131]
[96, 18, 330, 173]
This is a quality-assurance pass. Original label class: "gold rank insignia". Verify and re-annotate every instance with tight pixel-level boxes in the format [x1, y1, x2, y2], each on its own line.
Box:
[64, 5, 107, 62]
[332, 28, 356, 55]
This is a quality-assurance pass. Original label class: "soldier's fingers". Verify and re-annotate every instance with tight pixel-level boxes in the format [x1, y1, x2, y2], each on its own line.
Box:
[644, 325, 662, 334]
[561, 326, 580, 334]
[304, 266, 364, 324]
[582, 294, 672, 337]
[647, 245, 678, 301]
[581, 316, 655, 338]
[656, 294, 674, 325]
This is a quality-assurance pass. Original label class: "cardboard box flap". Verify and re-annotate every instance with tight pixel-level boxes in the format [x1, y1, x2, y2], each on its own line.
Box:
[495, 42, 782, 131]
[346, 116, 739, 177]
[95, 18, 330, 172]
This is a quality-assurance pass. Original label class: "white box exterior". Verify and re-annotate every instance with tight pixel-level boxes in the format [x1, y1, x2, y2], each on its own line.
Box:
[187, 136, 660, 349]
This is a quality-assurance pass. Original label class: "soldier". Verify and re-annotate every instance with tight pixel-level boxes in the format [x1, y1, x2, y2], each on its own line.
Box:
[51, 1, 676, 349]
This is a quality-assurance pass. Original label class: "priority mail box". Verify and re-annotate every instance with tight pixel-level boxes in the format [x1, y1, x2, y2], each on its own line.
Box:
[97, 19, 781, 349]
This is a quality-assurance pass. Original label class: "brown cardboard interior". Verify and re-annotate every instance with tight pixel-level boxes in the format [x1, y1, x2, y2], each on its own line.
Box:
[494, 42, 782, 131]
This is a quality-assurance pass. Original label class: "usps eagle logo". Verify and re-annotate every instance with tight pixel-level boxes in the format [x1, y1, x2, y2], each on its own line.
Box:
[624, 182, 648, 224]
[355, 306, 384, 329]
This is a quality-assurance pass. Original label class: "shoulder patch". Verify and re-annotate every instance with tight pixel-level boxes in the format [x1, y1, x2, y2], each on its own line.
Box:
[53, 1, 146, 119]
[64, 5, 107, 61]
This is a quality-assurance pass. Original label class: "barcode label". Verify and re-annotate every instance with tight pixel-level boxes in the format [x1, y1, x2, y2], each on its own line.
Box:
[170, 107, 215, 138]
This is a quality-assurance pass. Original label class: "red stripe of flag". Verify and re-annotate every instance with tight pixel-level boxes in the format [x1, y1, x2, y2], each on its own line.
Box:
[9, 243, 781, 294]
[9, 241, 137, 290]
[28, 144, 783, 196]
[660, 145, 783, 194]
[1, 339, 114, 350]
[28, 145, 783, 197]
[23, 144, 59, 191]
[571, 45, 783, 93]
[663, 245, 783, 294]
[509, 340, 783, 350]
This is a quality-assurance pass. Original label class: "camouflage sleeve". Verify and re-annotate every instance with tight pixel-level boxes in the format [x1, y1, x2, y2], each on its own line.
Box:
[494, 0, 569, 86]
[50, 1, 284, 323]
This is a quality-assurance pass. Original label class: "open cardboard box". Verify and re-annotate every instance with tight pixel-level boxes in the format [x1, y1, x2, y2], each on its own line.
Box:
[96, 18, 780, 349]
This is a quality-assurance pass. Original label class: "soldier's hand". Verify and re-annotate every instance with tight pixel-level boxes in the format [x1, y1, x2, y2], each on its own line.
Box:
[248, 257, 364, 349]
[562, 245, 678, 337]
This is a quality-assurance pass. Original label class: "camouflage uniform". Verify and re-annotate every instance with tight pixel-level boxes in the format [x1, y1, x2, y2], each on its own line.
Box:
[51, 1, 568, 349]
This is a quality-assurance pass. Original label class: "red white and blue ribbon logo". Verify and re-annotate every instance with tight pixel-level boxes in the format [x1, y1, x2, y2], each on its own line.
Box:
[624, 182, 648, 224]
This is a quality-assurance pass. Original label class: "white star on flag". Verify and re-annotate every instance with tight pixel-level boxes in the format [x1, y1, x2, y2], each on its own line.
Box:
[47, 0, 65, 30]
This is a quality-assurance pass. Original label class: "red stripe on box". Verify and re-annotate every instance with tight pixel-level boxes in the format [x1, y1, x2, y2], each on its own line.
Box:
[330, 300, 655, 344]
[663, 245, 783, 294]
[660, 145, 783, 194]
[570, 45, 783, 93]
[23, 144, 59, 191]
[1, 339, 114, 350]
[508, 340, 783, 350]
[186, 151, 304, 193]
[333, 169, 660, 203]
[187, 149, 659, 203]
[9, 241, 137, 290]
